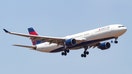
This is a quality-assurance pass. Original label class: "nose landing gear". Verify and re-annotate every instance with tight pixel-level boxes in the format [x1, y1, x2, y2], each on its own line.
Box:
[114, 40, 118, 44]
[111, 38, 118, 44]
[114, 38, 118, 44]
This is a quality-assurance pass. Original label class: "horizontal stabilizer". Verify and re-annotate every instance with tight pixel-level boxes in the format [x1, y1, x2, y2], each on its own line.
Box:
[13, 44, 36, 49]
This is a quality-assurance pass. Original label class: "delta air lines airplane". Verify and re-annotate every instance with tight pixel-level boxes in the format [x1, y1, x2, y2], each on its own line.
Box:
[3, 24, 127, 57]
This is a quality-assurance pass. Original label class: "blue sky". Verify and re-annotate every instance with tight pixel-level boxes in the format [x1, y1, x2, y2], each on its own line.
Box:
[0, 0, 131, 74]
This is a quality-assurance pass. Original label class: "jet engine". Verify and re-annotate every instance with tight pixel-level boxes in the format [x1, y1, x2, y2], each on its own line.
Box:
[65, 38, 76, 47]
[98, 42, 111, 50]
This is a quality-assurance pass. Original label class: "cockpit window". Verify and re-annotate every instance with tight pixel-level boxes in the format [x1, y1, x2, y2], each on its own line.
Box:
[118, 26, 125, 28]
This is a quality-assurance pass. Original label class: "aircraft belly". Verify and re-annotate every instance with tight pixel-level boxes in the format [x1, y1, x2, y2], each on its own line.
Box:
[36, 42, 62, 53]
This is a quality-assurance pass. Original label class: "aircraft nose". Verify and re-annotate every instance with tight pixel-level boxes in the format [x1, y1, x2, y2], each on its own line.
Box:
[120, 27, 127, 35]
[123, 27, 127, 32]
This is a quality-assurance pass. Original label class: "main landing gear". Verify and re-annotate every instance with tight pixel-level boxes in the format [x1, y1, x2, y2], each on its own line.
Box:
[61, 49, 69, 56]
[81, 50, 89, 58]
[81, 46, 89, 58]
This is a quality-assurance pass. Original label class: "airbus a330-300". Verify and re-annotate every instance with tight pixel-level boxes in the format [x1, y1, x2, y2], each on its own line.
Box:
[3, 24, 127, 57]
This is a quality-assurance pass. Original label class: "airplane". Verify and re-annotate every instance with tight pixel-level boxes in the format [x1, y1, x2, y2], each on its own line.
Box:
[3, 24, 127, 57]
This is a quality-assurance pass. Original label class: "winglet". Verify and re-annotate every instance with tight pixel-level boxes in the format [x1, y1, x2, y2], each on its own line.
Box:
[3, 29, 10, 33]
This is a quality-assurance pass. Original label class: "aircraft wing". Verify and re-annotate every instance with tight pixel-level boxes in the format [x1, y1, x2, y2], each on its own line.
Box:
[3, 29, 85, 45]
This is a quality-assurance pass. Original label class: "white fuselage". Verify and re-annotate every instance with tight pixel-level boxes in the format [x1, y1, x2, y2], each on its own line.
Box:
[36, 24, 127, 53]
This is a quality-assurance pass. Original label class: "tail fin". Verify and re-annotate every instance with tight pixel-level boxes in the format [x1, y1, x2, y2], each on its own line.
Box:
[28, 27, 41, 45]
[28, 27, 38, 35]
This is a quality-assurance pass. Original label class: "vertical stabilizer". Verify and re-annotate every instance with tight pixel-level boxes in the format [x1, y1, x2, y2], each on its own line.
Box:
[28, 27, 41, 45]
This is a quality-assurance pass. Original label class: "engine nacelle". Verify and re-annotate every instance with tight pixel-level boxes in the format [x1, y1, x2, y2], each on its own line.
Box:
[98, 42, 111, 50]
[65, 38, 76, 47]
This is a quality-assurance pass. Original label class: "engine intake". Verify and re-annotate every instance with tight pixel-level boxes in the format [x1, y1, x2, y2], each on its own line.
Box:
[65, 38, 76, 47]
[98, 42, 111, 50]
